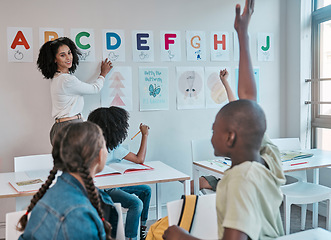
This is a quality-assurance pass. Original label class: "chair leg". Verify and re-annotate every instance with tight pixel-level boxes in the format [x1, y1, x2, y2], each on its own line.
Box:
[284, 198, 291, 235]
[312, 202, 318, 228]
[300, 204, 307, 230]
[327, 199, 331, 231]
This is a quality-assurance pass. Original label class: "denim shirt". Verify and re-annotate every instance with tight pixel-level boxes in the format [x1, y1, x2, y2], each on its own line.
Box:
[19, 172, 114, 240]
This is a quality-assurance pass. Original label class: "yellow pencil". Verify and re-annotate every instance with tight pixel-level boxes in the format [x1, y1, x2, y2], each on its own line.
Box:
[131, 130, 141, 140]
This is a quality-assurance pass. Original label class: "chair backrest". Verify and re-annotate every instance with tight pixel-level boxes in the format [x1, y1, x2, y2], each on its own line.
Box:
[113, 203, 125, 240]
[6, 210, 26, 239]
[14, 154, 53, 172]
[270, 138, 301, 151]
[191, 138, 215, 162]
[167, 194, 218, 240]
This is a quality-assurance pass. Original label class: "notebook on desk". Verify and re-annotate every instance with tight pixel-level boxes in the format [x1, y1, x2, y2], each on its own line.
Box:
[96, 160, 154, 177]
[281, 151, 314, 162]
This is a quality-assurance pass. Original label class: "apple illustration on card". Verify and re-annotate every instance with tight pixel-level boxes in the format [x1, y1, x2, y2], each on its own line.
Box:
[14, 50, 24, 60]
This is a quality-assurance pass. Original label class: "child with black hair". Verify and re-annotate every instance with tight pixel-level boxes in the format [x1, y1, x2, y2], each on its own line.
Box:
[163, 0, 286, 239]
[17, 121, 118, 240]
[88, 106, 151, 240]
[37, 37, 113, 144]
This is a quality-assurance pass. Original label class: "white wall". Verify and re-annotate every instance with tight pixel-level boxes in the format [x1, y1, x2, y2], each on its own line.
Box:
[0, 0, 285, 234]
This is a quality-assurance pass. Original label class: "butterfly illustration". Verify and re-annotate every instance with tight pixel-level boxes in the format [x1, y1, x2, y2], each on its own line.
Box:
[149, 84, 161, 97]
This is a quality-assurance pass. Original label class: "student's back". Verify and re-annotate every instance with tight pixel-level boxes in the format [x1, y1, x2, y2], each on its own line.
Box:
[20, 172, 106, 240]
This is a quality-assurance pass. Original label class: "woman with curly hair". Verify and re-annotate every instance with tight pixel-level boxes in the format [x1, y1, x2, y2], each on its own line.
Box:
[37, 37, 113, 144]
[88, 106, 151, 240]
[17, 121, 118, 240]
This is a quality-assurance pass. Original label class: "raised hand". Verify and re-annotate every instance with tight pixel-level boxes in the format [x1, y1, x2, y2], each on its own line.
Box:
[234, 0, 255, 35]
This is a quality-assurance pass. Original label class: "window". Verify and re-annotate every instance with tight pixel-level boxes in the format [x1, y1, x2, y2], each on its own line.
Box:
[315, 0, 331, 9]
[311, 3, 331, 150]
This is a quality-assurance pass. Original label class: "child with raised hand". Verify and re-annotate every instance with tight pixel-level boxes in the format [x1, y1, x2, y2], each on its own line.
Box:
[88, 106, 151, 240]
[17, 122, 117, 240]
[163, 0, 286, 239]
[190, 68, 235, 194]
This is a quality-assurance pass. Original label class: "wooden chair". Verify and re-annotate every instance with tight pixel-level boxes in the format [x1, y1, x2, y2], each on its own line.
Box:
[167, 193, 218, 240]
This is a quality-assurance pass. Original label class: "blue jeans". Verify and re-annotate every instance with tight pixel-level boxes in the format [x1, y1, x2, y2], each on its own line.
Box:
[105, 185, 151, 238]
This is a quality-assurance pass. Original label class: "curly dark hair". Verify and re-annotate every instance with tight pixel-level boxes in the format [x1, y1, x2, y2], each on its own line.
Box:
[87, 106, 129, 151]
[37, 37, 81, 79]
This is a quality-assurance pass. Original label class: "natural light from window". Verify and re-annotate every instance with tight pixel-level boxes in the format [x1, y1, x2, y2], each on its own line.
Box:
[317, 0, 331, 9]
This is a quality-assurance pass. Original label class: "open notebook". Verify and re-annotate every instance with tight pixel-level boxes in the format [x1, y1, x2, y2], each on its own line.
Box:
[96, 160, 153, 177]
[9, 178, 45, 193]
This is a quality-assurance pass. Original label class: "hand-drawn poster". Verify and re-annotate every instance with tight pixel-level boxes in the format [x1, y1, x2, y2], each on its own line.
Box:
[258, 33, 274, 61]
[139, 67, 169, 111]
[176, 67, 205, 109]
[160, 31, 181, 62]
[102, 29, 125, 62]
[210, 32, 230, 61]
[186, 31, 206, 61]
[71, 28, 95, 62]
[39, 28, 64, 46]
[132, 31, 154, 62]
[235, 67, 260, 102]
[7, 27, 33, 62]
[101, 66, 132, 111]
[205, 67, 231, 109]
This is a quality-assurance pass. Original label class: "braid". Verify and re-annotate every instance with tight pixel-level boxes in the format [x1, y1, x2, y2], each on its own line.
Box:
[17, 167, 58, 231]
[78, 166, 112, 240]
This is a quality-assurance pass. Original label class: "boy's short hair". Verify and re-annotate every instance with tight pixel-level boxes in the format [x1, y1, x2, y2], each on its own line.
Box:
[218, 99, 266, 149]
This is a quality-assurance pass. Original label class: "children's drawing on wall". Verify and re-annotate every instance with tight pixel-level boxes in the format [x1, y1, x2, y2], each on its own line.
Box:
[71, 29, 95, 62]
[39, 28, 64, 47]
[132, 31, 154, 62]
[102, 29, 125, 62]
[258, 33, 274, 61]
[176, 67, 205, 109]
[205, 67, 231, 108]
[186, 31, 206, 61]
[7, 27, 33, 62]
[210, 32, 230, 61]
[160, 31, 181, 62]
[139, 67, 169, 111]
[235, 67, 260, 102]
[101, 66, 132, 111]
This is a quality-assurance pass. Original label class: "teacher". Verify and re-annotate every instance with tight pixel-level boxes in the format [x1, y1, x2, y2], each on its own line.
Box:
[37, 37, 113, 144]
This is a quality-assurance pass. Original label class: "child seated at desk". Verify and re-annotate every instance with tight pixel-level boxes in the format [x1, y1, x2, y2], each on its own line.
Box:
[163, 0, 286, 239]
[88, 106, 151, 240]
[18, 122, 117, 240]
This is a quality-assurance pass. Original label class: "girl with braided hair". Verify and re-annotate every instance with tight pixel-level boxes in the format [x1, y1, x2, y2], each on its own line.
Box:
[17, 122, 117, 240]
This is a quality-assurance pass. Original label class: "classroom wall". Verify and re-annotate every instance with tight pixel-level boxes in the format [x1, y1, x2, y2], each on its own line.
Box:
[0, 0, 286, 234]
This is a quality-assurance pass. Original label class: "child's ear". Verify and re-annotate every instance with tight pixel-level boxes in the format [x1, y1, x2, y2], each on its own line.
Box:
[227, 131, 236, 148]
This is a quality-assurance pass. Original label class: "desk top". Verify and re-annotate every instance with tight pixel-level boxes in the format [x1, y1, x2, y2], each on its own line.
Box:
[276, 228, 331, 239]
[193, 149, 331, 175]
[0, 161, 190, 199]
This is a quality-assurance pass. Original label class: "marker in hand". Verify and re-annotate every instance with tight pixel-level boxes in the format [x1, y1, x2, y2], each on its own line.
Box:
[131, 130, 141, 140]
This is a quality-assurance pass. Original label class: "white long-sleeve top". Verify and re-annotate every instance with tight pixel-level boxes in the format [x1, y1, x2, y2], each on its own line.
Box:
[50, 73, 104, 119]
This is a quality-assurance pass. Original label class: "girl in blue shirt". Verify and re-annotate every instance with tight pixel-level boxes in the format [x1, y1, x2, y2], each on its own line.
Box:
[88, 106, 151, 240]
[17, 122, 116, 240]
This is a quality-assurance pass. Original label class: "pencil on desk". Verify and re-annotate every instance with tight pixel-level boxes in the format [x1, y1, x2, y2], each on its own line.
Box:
[290, 161, 308, 166]
[131, 130, 141, 140]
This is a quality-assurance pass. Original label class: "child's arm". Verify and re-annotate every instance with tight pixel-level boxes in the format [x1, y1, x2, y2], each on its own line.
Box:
[124, 123, 149, 164]
[220, 69, 236, 102]
[235, 0, 256, 101]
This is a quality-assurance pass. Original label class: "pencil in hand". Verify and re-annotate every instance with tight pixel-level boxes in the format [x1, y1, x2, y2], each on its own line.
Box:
[131, 130, 141, 140]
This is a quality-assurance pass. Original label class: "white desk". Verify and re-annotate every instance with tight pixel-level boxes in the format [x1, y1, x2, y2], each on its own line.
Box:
[0, 161, 190, 219]
[276, 227, 331, 239]
[193, 149, 331, 195]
